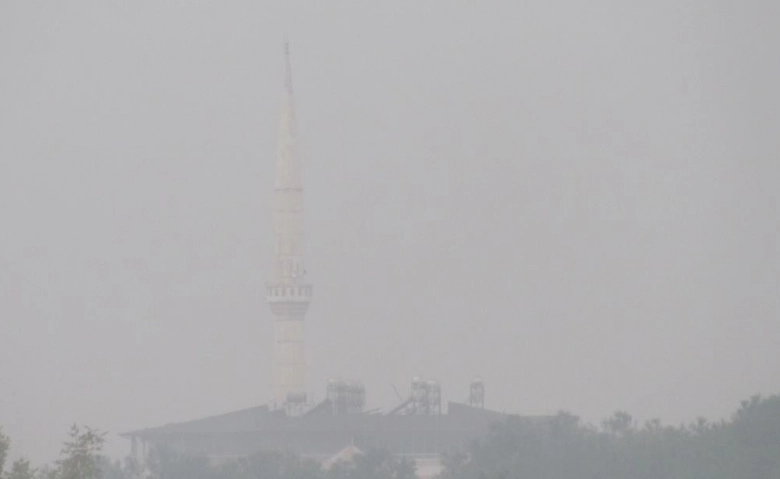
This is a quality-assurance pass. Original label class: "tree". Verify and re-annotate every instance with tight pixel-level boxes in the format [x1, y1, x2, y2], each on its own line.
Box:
[228, 450, 322, 479]
[97, 457, 129, 479]
[143, 445, 216, 479]
[601, 410, 635, 436]
[326, 449, 415, 479]
[0, 427, 9, 477]
[57, 425, 105, 479]
[34, 465, 59, 479]
[442, 395, 780, 479]
[5, 458, 35, 479]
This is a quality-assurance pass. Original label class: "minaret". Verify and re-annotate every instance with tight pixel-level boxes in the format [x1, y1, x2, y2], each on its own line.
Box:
[266, 41, 312, 414]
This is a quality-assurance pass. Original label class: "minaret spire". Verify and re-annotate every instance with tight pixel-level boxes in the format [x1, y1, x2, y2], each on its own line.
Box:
[283, 39, 293, 96]
[266, 41, 312, 415]
[275, 39, 301, 191]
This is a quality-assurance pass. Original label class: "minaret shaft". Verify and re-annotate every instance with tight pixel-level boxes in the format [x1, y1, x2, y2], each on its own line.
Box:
[266, 42, 311, 412]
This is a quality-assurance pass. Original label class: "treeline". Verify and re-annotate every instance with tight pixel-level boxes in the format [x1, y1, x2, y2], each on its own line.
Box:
[1, 425, 112, 479]
[139, 447, 415, 479]
[0, 427, 415, 479]
[442, 394, 780, 479]
[3, 394, 780, 479]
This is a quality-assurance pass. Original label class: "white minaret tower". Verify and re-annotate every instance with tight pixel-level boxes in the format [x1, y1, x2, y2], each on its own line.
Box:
[266, 41, 312, 414]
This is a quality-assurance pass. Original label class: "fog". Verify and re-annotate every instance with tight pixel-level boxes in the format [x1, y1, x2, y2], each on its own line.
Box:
[1, 1, 778, 464]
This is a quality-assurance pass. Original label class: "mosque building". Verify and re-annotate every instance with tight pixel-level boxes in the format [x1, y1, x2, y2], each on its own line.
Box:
[122, 44, 530, 470]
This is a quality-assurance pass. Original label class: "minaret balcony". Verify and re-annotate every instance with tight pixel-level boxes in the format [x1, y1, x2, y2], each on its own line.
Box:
[266, 283, 313, 305]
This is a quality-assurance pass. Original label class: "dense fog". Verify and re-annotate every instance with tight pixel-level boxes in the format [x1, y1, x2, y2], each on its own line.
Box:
[1, 1, 778, 472]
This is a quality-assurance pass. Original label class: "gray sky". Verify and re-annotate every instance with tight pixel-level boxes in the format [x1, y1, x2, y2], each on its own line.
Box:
[1, 0, 779, 463]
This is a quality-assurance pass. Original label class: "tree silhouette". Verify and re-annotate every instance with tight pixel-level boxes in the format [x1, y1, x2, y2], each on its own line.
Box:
[57, 425, 106, 479]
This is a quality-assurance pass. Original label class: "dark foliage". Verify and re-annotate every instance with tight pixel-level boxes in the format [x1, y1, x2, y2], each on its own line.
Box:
[441, 394, 780, 479]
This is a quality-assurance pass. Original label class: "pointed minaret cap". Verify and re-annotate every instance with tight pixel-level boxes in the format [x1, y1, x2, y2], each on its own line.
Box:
[283, 39, 293, 94]
[275, 40, 301, 189]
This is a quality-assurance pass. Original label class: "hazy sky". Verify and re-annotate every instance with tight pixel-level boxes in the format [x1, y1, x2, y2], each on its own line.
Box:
[1, 0, 779, 463]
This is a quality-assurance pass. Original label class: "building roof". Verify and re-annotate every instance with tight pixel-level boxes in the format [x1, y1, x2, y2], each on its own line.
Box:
[120, 405, 273, 437]
[121, 401, 508, 439]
